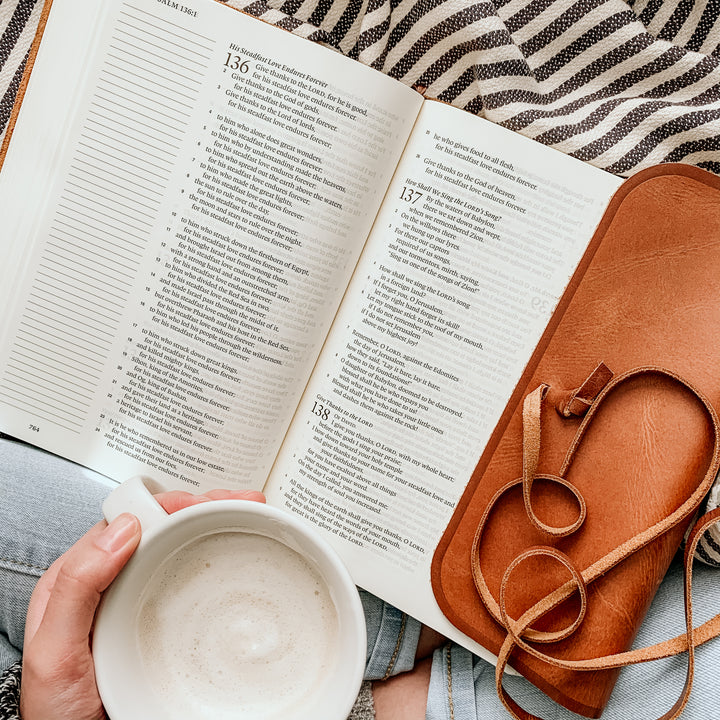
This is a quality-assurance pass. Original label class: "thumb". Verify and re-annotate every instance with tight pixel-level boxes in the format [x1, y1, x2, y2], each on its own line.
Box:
[32, 513, 141, 651]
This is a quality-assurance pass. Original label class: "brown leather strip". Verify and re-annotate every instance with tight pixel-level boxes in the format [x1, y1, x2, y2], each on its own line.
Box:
[521, 385, 583, 537]
[558, 366, 719, 478]
[499, 546, 588, 645]
[493, 508, 720, 720]
[431, 166, 720, 719]
[555, 362, 614, 418]
[470, 474, 587, 642]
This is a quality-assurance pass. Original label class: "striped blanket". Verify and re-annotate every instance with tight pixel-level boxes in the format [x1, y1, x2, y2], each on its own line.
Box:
[2, 0, 720, 174]
[2, 0, 720, 563]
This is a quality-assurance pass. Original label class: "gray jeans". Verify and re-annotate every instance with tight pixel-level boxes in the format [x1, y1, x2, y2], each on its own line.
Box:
[0, 437, 113, 669]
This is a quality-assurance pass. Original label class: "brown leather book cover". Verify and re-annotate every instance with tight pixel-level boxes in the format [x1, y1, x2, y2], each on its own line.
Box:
[431, 164, 720, 718]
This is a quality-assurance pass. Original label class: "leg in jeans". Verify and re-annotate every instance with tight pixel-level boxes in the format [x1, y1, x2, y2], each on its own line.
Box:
[0, 438, 112, 671]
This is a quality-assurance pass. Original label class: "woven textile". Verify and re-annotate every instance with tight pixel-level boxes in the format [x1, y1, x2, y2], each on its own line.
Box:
[0, 0, 43, 143]
[0, 662, 20, 720]
[3, 0, 720, 174]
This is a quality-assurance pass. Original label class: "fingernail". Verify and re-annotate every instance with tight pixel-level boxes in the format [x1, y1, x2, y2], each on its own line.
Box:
[98, 513, 139, 552]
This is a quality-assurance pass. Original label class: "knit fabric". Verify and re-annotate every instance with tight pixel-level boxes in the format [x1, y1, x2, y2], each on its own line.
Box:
[348, 680, 376, 720]
[0, 662, 20, 720]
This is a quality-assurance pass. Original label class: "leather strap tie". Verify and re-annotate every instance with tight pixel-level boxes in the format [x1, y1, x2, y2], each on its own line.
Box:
[471, 366, 720, 720]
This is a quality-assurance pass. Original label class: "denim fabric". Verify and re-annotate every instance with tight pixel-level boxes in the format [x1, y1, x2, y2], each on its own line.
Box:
[426, 553, 720, 719]
[360, 589, 421, 680]
[0, 438, 115, 670]
[426, 642, 478, 720]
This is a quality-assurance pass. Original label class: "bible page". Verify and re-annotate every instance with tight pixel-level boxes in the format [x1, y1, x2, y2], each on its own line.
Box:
[0, 0, 422, 490]
[265, 100, 623, 652]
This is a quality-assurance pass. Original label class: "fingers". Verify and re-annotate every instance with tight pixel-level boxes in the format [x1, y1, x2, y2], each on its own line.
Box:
[30, 514, 141, 652]
[24, 558, 58, 645]
[202, 488, 266, 503]
[154, 490, 213, 514]
[20, 485, 263, 720]
[155, 488, 266, 514]
[25, 487, 264, 644]
[21, 515, 139, 720]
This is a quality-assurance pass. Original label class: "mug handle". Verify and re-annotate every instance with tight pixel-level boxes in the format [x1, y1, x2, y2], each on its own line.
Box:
[102, 476, 169, 541]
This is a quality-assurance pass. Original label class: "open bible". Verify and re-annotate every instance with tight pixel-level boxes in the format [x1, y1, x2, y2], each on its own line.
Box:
[0, 0, 622, 660]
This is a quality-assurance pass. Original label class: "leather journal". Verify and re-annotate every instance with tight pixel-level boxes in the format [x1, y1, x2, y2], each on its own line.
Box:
[431, 164, 720, 719]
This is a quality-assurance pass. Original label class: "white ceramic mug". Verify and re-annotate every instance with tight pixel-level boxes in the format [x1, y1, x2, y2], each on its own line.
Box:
[93, 476, 366, 720]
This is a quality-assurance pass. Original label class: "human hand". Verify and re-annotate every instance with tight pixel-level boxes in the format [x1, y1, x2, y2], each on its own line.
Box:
[20, 488, 265, 720]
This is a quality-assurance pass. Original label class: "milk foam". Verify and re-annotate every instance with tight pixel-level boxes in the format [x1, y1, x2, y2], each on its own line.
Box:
[137, 532, 338, 719]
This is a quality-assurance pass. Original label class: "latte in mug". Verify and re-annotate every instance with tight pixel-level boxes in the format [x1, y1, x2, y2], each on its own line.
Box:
[136, 531, 339, 719]
[92, 477, 366, 720]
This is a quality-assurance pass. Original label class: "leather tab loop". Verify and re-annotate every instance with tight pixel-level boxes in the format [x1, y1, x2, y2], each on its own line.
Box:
[555, 362, 614, 418]
[522, 385, 586, 537]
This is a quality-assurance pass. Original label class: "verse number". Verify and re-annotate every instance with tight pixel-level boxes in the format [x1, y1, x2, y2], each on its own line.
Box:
[223, 53, 250, 72]
[400, 186, 423, 204]
[311, 401, 330, 421]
